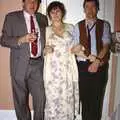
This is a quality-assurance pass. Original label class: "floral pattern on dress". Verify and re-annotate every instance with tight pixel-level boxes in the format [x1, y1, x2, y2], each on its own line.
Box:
[44, 24, 79, 120]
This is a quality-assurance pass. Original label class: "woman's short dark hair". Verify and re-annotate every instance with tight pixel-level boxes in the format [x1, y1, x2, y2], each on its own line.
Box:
[47, 1, 66, 19]
[22, 0, 41, 3]
[83, 0, 99, 11]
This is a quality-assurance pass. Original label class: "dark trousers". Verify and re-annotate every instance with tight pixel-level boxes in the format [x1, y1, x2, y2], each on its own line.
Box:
[77, 61, 109, 120]
[11, 58, 45, 120]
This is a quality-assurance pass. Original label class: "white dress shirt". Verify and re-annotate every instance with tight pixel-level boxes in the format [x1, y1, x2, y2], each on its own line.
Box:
[23, 10, 41, 58]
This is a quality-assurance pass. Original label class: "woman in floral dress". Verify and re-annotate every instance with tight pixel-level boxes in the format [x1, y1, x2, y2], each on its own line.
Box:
[44, 1, 79, 120]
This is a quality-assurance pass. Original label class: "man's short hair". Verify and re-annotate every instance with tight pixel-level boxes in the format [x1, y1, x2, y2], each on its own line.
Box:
[22, 0, 41, 3]
[83, 0, 99, 11]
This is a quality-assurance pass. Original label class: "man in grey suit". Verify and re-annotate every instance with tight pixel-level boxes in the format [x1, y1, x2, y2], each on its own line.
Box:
[0, 0, 48, 120]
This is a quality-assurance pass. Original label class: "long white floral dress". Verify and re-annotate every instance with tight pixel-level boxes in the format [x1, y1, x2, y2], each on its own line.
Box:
[44, 24, 79, 120]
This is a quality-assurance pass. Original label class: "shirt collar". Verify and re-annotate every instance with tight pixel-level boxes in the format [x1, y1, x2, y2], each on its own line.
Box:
[23, 10, 35, 19]
[85, 19, 97, 27]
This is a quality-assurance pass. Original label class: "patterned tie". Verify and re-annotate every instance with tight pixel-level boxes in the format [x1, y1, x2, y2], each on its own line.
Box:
[30, 15, 38, 56]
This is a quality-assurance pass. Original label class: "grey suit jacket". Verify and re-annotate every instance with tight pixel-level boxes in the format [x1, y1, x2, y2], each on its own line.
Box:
[0, 11, 48, 81]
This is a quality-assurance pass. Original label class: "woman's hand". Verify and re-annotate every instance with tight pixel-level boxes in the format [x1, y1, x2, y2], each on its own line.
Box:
[76, 51, 88, 59]
[71, 44, 85, 55]
[88, 54, 96, 62]
[44, 45, 54, 55]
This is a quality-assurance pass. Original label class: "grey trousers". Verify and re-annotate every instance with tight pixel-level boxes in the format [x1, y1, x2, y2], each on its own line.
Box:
[11, 58, 45, 120]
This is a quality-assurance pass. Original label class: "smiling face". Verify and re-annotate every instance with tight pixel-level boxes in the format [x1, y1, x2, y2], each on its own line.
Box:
[84, 1, 98, 20]
[49, 7, 63, 22]
[23, 0, 39, 15]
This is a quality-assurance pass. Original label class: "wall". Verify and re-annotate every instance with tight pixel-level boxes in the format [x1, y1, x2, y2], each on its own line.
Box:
[0, 0, 22, 109]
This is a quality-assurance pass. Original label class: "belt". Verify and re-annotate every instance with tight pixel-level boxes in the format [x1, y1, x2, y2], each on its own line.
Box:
[30, 56, 42, 60]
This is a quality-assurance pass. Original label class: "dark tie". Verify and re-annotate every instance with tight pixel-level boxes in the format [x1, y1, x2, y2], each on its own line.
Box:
[87, 22, 96, 54]
[87, 25, 91, 54]
[30, 15, 38, 56]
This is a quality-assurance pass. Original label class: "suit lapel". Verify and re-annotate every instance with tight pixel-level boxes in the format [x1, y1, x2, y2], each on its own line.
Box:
[19, 11, 28, 34]
[36, 13, 41, 27]
[35, 13, 45, 56]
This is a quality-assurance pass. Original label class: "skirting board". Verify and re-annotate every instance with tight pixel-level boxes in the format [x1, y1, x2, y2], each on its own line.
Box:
[0, 110, 112, 120]
[0, 110, 33, 120]
[0, 110, 17, 120]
